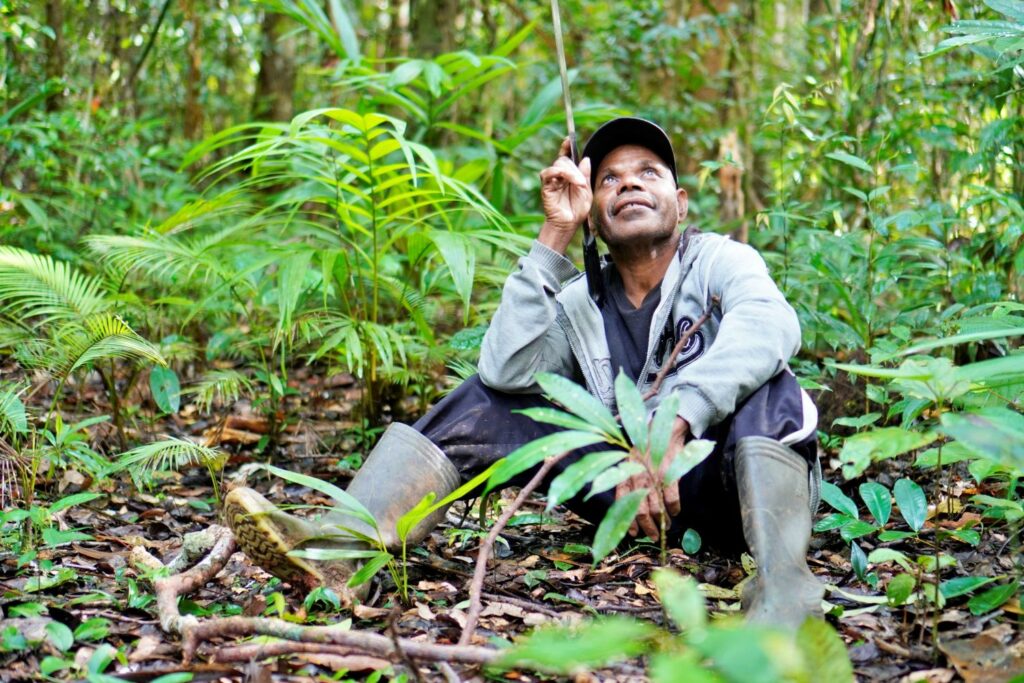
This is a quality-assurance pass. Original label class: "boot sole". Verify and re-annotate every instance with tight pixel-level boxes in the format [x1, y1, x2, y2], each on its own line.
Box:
[223, 489, 325, 591]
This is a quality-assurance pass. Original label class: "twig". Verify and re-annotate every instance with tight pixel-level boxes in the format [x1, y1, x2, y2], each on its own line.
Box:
[214, 642, 361, 661]
[152, 525, 237, 635]
[642, 296, 720, 400]
[481, 592, 564, 618]
[182, 616, 501, 666]
[389, 606, 425, 683]
[459, 452, 572, 646]
[438, 662, 462, 683]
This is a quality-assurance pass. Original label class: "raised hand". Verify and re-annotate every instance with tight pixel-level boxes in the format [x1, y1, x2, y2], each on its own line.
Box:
[538, 137, 592, 254]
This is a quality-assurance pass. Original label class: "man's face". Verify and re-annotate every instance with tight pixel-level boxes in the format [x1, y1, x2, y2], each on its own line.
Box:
[591, 144, 688, 250]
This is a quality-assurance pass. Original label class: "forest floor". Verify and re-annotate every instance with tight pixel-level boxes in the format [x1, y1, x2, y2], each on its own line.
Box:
[1, 365, 1022, 682]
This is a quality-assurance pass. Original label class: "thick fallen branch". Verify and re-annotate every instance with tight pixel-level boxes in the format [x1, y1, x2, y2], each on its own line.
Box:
[152, 524, 237, 634]
[182, 616, 501, 666]
[459, 453, 571, 646]
[142, 522, 504, 670]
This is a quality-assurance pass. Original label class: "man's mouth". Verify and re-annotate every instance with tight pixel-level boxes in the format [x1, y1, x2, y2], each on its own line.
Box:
[613, 196, 654, 215]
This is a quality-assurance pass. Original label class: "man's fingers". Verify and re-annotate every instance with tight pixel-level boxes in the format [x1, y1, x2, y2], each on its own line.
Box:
[664, 482, 681, 517]
[540, 158, 588, 190]
[639, 491, 661, 540]
[557, 136, 573, 159]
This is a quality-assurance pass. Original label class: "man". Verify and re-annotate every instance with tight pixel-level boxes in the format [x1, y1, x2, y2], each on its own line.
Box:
[224, 117, 824, 629]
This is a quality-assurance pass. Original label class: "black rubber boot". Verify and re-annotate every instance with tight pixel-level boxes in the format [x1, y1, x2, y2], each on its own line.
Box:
[736, 436, 824, 630]
[224, 423, 460, 603]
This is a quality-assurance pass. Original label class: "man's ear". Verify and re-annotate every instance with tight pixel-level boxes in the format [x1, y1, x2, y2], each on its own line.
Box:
[676, 187, 689, 223]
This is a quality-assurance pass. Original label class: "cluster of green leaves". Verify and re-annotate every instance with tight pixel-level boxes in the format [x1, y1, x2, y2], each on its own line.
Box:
[485, 371, 714, 564]
[498, 569, 853, 682]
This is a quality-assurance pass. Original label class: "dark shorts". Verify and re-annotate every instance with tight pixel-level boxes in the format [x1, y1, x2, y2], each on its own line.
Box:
[413, 372, 817, 554]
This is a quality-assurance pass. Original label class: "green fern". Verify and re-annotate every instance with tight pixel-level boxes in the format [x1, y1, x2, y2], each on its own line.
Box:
[55, 314, 165, 376]
[0, 246, 108, 326]
[186, 369, 253, 414]
[0, 383, 28, 441]
[109, 438, 228, 500]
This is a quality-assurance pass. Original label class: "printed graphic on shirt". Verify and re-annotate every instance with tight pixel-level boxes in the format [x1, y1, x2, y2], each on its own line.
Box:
[645, 315, 705, 384]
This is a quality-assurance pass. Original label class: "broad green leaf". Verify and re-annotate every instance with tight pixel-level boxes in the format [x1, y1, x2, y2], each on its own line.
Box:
[265, 465, 377, 530]
[45, 621, 73, 652]
[694, 628, 782, 683]
[796, 618, 855, 683]
[346, 552, 393, 588]
[859, 482, 891, 526]
[820, 481, 859, 518]
[940, 576, 996, 600]
[832, 413, 881, 429]
[546, 450, 626, 509]
[591, 490, 646, 563]
[42, 528, 93, 547]
[652, 569, 706, 633]
[826, 150, 874, 173]
[534, 372, 620, 438]
[877, 530, 916, 542]
[682, 528, 702, 554]
[650, 651, 721, 683]
[839, 428, 937, 479]
[150, 674, 195, 683]
[149, 365, 181, 414]
[886, 573, 916, 606]
[850, 542, 868, 581]
[839, 519, 878, 542]
[940, 408, 1024, 472]
[496, 617, 656, 673]
[893, 478, 927, 532]
[74, 617, 110, 642]
[515, 407, 607, 434]
[867, 548, 913, 571]
[814, 512, 856, 532]
[49, 492, 102, 513]
[615, 371, 649, 455]
[486, 430, 605, 493]
[967, 583, 1017, 615]
[662, 439, 715, 485]
[648, 394, 680, 468]
[586, 461, 645, 499]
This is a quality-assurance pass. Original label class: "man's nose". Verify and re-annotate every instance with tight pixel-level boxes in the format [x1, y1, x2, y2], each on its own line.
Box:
[618, 173, 643, 192]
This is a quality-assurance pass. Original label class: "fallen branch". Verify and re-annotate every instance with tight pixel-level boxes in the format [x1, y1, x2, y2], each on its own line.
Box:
[459, 452, 571, 646]
[182, 616, 501, 666]
[642, 296, 720, 400]
[153, 524, 237, 634]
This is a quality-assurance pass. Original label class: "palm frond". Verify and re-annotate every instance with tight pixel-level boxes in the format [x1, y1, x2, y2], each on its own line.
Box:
[53, 314, 166, 378]
[0, 246, 108, 326]
[0, 437, 29, 511]
[0, 383, 28, 440]
[186, 369, 254, 414]
[108, 437, 228, 490]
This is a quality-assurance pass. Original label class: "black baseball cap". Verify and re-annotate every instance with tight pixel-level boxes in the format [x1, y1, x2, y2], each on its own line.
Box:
[581, 117, 677, 189]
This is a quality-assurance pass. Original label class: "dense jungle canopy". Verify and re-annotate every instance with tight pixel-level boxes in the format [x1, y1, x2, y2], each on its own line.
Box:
[0, 0, 1022, 681]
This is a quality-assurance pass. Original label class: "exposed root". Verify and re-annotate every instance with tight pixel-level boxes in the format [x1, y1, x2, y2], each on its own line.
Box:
[153, 524, 237, 634]
[182, 616, 501, 666]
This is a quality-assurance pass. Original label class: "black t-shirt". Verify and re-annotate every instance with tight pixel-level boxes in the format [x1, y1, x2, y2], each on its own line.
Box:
[600, 264, 661, 383]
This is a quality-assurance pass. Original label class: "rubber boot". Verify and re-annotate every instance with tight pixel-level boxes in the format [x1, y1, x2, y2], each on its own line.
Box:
[736, 436, 824, 630]
[223, 423, 460, 603]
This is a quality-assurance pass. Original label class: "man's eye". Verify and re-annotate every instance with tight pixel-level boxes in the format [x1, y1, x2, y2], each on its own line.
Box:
[602, 175, 617, 185]
[643, 168, 657, 177]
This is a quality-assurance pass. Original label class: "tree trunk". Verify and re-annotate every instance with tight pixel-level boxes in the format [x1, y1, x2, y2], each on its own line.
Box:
[252, 11, 296, 122]
[409, 0, 459, 56]
[44, 0, 64, 111]
[183, 0, 204, 140]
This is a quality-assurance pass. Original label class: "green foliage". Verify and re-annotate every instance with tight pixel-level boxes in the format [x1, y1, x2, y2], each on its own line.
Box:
[497, 570, 854, 681]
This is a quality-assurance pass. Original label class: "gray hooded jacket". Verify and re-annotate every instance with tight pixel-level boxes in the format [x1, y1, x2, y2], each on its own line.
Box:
[478, 232, 801, 437]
